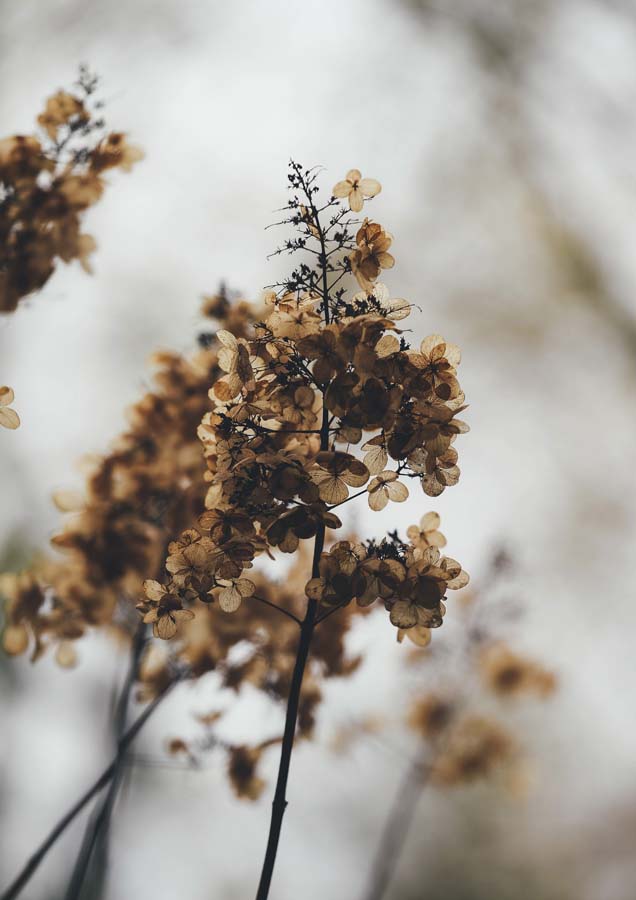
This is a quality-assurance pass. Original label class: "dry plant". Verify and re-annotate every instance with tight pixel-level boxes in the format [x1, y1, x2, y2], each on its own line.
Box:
[0, 67, 142, 438]
[1, 148, 472, 897]
[352, 548, 556, 900]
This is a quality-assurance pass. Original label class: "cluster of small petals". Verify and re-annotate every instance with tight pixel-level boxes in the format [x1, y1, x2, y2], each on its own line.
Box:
[406, 511, 446, 549]
[304, 516, 468, 637]
[0, 386, 20, 429]
[367, 470, 408, 510]
[332, 169, 381, 212]
[0, 76, 143, 312]
[349, 219, 395, 290]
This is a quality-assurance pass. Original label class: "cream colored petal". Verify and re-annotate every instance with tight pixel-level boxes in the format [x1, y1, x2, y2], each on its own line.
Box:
[52, 489, 84, 512]
[420, 334, 444, 355]
[3, 625, 29, 655]
[446, 570, 470, 590]
[420, 511, 441, 532]
[376, 252, 395, 269]
[235, 578, 256, 597]
[445, 343, 461, 366]
[217, 329, 238, 350]
[143, 579, 167, 601]
[55, 641, 77, 668]
[375, 334, 400, 357]
[368, 487, 389, 511]
[0, 386, 15, 407]
[358, 178, 381, 197]
[155, 616, 178, 640]
[364, 445, 388, 475]
[387, 481, 409, 502]
[333, 180, 352, 198]
[0, 407, 20, 429]
[421, 474, 445, 497]
[318, 476, 349, 505]
[405, 625, 431, 648]
[345, 168, 362, 183]
[218, 584, 243, 613]
[390, 600, 418, 628]
[349, 189, 364, 213]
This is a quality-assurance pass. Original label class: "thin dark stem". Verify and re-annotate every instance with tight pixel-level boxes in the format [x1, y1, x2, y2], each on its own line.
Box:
[254, 195, 332, 896]
[254, 524, 323, 900]
[315, 601, 349, 625]
[360, 751, 430, 900]
[252, 594, 302, 626]
[0, 677, 178, 900]
[63, 624, 147, 900]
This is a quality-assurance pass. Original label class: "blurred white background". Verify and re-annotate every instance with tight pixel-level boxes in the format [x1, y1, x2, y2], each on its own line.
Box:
[2, 1, 636, 898]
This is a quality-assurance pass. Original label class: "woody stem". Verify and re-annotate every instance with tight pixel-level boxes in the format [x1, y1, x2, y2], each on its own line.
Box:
[255, 258, 331, 895]
[253, 530, 322, 900]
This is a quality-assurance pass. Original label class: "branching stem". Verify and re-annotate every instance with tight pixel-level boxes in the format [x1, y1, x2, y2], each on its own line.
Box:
[0, 677, 178, 900]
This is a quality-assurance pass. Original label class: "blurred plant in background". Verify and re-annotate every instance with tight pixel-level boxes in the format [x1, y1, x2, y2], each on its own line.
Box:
[0, 66, 142, 315]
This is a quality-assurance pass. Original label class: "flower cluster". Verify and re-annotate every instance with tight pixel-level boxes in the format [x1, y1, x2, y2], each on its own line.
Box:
[306, 535, 468, 634]
[142, 162, 469, 642]
[1, 289, 362, 733]
[0, 66, 142, 313]
[405, 558, 557, 788]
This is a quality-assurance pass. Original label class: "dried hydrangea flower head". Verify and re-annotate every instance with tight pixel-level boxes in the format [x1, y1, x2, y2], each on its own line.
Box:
[0, 66, 143, 313]
[129, 161, 470, 898]
[0, 385, 19, 429]
[144, 163, 469, 654]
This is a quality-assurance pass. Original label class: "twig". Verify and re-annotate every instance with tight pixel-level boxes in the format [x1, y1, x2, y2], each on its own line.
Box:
[0, 676, 179, 900]
[252, 594, 302, 626]
[63, 623, 147, 900]
[254, 175, 333, 899]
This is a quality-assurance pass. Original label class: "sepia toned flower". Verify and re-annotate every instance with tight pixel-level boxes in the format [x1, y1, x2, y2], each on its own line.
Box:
[137, 580, 195, 639]
[332, 169, 381, 212]
[349, 219, 395, 289]
[406, 511, 446, 549]
[367, 470, 409, 511]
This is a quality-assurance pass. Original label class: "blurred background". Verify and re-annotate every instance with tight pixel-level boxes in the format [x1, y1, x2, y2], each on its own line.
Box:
[1, 0, 636, 897]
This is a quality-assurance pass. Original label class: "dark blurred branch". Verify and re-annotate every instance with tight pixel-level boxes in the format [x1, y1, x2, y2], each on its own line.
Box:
[0, 675, 179, 900]
[360, 751, 430, 900]
[64, 623, 147, 900]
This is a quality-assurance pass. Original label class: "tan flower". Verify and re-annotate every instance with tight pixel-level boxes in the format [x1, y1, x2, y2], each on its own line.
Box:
[349, 219, 395, 289]
[367, 470, 408, 511]
[332, 169, 381, 212]
[0, 387, 20, 429]
[37, 91, 87, 139]
[310, 451, 369, 505]
[397, 624, 432, 648]
[406, 511, 446, 549]
[137, 580, 194, 639]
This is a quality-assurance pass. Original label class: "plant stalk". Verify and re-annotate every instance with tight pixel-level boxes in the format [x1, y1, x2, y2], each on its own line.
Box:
[0, 677, 177, 900]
